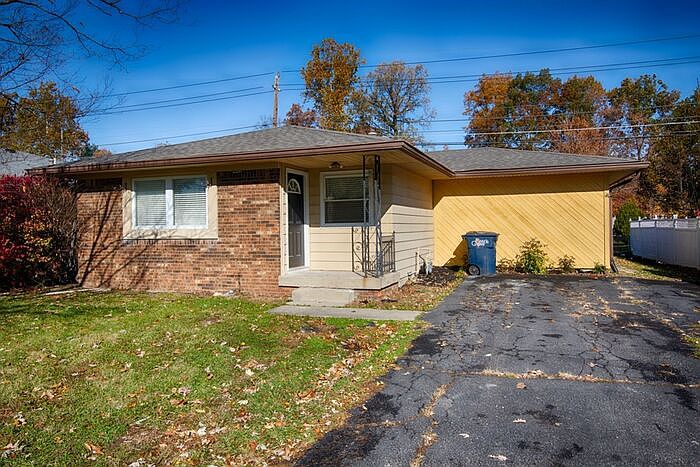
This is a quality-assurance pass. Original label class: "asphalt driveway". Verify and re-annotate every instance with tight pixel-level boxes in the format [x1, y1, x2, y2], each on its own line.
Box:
[298, 275, 700, 466]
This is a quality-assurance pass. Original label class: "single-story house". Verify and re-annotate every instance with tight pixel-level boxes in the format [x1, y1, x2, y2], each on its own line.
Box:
[31, 126, 646, 300]
[1, 148, 50, 175]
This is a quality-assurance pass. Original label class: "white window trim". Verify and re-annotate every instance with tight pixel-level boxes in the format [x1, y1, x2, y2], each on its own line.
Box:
[320, 170, 374, 227]
[132, 175, 208, 230]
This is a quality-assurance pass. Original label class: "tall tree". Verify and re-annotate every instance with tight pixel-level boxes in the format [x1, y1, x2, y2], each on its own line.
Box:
[0, 81, 88, 159]
[465, 71, 611, 155]
[284, 103, 317, 127]
[0, 0, 181, 94]
[350, 61, 434, 142]
[605, 74, 679, 159]
[301, 38, 363, 131]
[550, 75, 609, 155]
[638, 87, 699, 215]
[464, 70, 562, 149]
[503, 69, 561, 149]
[463, 74, 512, 147]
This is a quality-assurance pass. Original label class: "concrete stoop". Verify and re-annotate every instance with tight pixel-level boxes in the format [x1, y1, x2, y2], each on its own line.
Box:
[291, 287, 356, 306]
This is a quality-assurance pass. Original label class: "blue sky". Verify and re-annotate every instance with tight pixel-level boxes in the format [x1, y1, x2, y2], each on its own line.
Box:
[75, 0, 700, 152]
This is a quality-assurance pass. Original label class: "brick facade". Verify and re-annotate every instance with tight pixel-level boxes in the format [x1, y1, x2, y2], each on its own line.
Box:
[77, 169, 289, 298]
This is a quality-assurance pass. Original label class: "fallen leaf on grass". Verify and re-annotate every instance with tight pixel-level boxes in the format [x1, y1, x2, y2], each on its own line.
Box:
[1, 441, 24, 458]
[84, 442, 102, 460]
[13, 413, 26, 426]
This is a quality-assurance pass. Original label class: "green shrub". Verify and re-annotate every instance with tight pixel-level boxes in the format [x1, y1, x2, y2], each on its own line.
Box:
[593, 262, 607, 274]
[558, 255, 576, 273]
[614, 201, 643, 241]
[515, 239, 549, 274]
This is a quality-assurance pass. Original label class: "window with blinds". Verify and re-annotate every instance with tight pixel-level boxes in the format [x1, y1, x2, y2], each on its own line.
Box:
[134, 179, 167, 227]
[133, 176, 207, 229]
[173, 177, 207, 226]
[322, 173, 370, 225]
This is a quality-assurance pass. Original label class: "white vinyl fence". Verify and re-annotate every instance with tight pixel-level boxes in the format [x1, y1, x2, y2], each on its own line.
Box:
[629, 218, 700, 269]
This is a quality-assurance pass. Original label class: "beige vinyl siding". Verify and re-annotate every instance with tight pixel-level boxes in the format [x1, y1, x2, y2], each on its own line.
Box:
[433, 173, 610, 269]
[383, 165, 434, 280]
[307, 167, 372, 271]
[302, 164, 433, 275]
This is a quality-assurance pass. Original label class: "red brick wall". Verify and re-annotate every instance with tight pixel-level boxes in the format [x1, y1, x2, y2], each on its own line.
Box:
[77, 169, 289, 298]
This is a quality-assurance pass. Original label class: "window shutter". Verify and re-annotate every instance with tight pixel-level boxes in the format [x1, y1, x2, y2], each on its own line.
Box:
[173, 177, 207, 226]
[134, 179, 166, 226]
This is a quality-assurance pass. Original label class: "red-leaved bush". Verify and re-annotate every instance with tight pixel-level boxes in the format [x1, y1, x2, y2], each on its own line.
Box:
[0, 175, 77, 290]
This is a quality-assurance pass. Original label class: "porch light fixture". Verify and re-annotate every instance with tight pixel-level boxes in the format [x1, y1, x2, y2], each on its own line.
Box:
[329, 161, 343, 169]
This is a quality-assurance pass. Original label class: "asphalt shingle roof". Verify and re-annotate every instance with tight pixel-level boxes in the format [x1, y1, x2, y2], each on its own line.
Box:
[0, 149, 51, 175]
[426, 147, 639, 172]
[35, 126, 644, 175]
[55, 126, 392, 170]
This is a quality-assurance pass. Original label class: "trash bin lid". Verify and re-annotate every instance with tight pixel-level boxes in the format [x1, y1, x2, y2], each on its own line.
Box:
[465, 231, 499, 237]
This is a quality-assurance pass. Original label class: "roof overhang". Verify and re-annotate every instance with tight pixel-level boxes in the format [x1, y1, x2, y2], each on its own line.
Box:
[28, 138, 648, 184]
[29, 140, 453, 177]
[451, 161, 648, 180]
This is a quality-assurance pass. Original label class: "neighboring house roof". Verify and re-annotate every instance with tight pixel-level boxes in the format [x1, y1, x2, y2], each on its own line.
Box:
[426, 147, 644, 176]
[30, 125, 646, 177]
[0, 149, 50, 176]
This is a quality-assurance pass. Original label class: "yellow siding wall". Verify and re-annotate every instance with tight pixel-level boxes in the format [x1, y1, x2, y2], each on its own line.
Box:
[383, 165, 434, 280]
[433, 174, 611, 269]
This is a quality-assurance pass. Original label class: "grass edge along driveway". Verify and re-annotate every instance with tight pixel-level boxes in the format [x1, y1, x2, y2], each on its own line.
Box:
[0, 291, 423, 465]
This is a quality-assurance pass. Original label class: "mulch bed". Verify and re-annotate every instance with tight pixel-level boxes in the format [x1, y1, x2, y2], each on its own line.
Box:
[356, 267, 462, 311]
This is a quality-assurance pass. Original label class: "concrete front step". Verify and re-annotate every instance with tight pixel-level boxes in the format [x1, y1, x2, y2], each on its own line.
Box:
[291, 287, 356, 306]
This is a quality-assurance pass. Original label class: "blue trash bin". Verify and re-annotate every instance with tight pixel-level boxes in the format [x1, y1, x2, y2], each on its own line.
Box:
[463, 231, 499, 276]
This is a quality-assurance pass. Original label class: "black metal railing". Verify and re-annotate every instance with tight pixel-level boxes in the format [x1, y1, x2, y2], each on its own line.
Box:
[352, 228, 395, 277]
[380, 232, 396, 274]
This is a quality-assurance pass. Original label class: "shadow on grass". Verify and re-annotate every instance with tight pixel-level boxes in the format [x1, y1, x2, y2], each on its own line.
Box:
[616, 256, 700, 285]
[0, 290, 122, 320]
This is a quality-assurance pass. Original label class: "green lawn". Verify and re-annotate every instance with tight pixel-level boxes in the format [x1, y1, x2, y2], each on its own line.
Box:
[0, 291, 422, 464]
[615, 256, 700, 284]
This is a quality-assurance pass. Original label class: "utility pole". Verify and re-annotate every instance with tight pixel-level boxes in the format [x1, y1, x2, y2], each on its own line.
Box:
[272, 72, 280, 127]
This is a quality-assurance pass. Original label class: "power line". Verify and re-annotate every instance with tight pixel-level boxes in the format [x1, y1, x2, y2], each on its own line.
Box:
[88, 90, 273, 116]
[92, 72, 275, 99]
[99, 119, 698, 149]
[103, 125, 260, 146]
[418, 131, 700, 148]
[462, 119, 700, 136]
[357, 33, 700, 69]
[285, 55, 700, 86]
[434, 104, 690, 125]
[283, 56, 700, 90]
[87, 33, 700, 99]
[94, 86, 264, 111]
